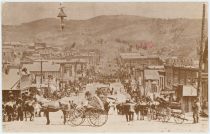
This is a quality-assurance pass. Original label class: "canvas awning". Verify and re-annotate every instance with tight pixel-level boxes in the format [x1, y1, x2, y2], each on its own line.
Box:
[2, 68, 20, 91]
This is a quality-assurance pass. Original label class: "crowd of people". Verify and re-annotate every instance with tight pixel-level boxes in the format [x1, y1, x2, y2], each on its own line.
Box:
[113, 78, 204, 125]
[3, 91, 38, 122]
[2, 77, 204, 125]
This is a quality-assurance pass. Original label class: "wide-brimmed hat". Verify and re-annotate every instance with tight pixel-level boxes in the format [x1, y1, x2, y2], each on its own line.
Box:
[85, 91, 91, 97]
[126, 99, 130, 103]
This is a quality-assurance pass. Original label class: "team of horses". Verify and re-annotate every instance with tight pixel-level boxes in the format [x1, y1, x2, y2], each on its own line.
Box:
[3, 89, 170, 125]
[115, 97, 170, 119]
[3, 99, 36, 122]
[3, 94, 110, 125]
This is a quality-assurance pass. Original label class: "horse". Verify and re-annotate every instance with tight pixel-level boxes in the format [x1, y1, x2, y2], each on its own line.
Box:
[152, 97, 171, 120]
[116, 102, 130, 115]
[34, 102, 42, 117]
[23, 100, 35, 121]
[116, 103, 123, 115]
[134, 96, 153, 120]
[36, 95, 75, 125]
[4, 101, 17, 121]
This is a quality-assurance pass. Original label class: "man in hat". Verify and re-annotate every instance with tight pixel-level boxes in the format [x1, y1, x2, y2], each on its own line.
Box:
[124, 99, 131, 124]
[16, 97, 24, 121]
[192, 98, 201, 123]
[83, 91, 105, 111]
[6, 91, 16, 121]
[124, 99, 135, 125]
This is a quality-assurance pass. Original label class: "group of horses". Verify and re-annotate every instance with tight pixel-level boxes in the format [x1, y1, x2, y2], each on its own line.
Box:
[3, 95, 78, 125]
[3, 93, 112, 125]
[115, 97, 170, 120]
[3, 99, 36, 122]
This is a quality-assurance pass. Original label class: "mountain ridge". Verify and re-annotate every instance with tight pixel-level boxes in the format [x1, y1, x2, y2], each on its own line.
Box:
[3, 15, 207, 60]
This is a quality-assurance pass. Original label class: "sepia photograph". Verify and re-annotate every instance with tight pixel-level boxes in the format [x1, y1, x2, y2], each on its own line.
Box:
[1, 2, 209, 132]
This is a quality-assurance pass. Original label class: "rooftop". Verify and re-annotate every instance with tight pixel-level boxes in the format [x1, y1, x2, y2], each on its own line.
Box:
[56, 58, 88, 64]
[120, 53, 159, 60]
[22, 62, 60, 72]
[164, 65, 198, 70]
[3, 42, 22, 46]
[147, 65, 165, 70]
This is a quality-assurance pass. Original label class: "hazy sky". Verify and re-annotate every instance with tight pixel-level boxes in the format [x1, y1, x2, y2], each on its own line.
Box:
[2, 2, 207, 25]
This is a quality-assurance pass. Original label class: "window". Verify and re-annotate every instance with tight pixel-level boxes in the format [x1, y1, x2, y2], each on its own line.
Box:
[69, 66, 72, 76]
[64, 68, 67, 73]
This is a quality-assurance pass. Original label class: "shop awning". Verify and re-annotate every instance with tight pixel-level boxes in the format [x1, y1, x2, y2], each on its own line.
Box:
[2, 68, 20, 91]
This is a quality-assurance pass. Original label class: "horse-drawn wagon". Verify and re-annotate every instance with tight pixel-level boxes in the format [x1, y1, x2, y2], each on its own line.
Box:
[68, 107, 108, 127]
[147, 98, 188, 124]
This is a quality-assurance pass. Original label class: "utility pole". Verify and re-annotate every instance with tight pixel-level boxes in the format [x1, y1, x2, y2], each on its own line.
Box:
[34, 59, 47, 85]
[41, 59, 43, 84]
[142, 64, 145, 96]
[197, 3, 206, 98]
[57, 3, 67, 90]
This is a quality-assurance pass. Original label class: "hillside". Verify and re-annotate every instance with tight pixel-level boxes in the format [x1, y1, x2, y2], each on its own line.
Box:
[2, 15, 207, 60]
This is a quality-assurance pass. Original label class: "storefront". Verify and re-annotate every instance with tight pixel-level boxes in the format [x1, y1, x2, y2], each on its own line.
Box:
[175, 84, 197, 113]
[201, 73, 208, 115]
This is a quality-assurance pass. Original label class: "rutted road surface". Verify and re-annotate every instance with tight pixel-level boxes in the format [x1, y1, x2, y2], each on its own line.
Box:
[3, 111, 208, 132]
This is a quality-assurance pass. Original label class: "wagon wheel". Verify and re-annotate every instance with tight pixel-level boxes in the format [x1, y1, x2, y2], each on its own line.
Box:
[161, 114, 170, 123]
[69, 108, 85, 126]
[160, 114, 167, 122]
[161, 109, 171, 123]
[89, 109, 108, 127]
[66, 110, 75, 125]
[174, 113, 185, 124]
[159, 110, 166, 122]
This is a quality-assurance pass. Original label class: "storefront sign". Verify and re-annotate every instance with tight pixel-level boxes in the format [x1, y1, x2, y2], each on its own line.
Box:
[161, 90, 175, 95]
[182, 86, 197, 96]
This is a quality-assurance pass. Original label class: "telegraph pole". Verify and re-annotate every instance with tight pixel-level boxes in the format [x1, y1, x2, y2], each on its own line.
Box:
[34, 59, 47, 84]
[142, 64, 145, 96]
[57, 3, 67, 90]
[197, 3, 206, 98]
[41, 59, 43, 84]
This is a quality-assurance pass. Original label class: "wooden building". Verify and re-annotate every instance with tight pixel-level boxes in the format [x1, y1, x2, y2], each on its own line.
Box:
[164, 65, 199, 112]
